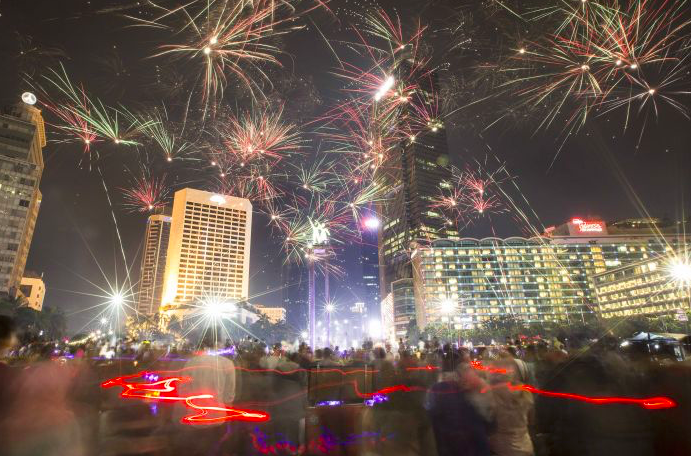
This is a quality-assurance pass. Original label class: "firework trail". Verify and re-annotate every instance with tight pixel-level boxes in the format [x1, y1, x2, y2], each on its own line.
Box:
[120, 171, 171, 213]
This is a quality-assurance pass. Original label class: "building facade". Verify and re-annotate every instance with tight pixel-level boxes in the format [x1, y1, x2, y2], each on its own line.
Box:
[19, 274, 45, 311]
[254, 304, 286, 323]
[357, 229, 380, 322]
[0, 100, 46, 294]
[592, 255, 691, 318]
[161, 189, 252, 320]
[412, 219, 686, 328]
[136, 213, 172, 315]
[392, 278, 415, 340]
[377, 65, 457, 306]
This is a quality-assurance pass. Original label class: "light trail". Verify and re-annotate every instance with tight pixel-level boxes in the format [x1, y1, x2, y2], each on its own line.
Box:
[101, 372, 270, 425]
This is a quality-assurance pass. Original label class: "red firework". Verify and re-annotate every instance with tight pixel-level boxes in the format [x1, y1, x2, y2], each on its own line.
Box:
[120, 173, 170, 213]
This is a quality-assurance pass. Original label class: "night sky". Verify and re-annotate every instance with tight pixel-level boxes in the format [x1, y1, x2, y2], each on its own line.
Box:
[0, 0, 689, 332]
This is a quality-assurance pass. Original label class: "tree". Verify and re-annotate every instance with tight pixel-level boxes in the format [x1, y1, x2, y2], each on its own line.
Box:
[406, 317, 421, 345]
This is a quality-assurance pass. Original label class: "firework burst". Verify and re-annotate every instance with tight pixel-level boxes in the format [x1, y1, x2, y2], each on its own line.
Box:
[120, 172, 171, 213]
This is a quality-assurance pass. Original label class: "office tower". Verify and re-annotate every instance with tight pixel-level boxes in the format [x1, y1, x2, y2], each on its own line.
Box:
[161, 188, 252, 320]
[377, 65, 456, 304]
[282, 260, 309, 329]
[411, 218, 688, 328]
[136, 212, 172, 315]
[0, 96, 46, 294]
[358, 229, 381, 320]
[391, 278, 415, 340]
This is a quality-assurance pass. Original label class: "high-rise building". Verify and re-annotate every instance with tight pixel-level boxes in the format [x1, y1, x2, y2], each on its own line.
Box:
[0, 97, 46, 295]
[592, 254, 691, 318]
[377, 65, 457, 305]
[411, 218, 687, 328]
[282, 261, 309, 329]
[392, 278, 415, 340]
[136, 212, 172, 315]
[161, 189, 252, 320]
[357, 229, 380, 320]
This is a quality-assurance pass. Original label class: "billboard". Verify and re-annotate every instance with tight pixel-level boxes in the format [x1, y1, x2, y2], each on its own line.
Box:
[568, 218, 607, 236]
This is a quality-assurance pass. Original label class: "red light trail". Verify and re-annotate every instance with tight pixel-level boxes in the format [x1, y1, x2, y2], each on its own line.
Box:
[469, 361, 676, 410]
[101, 372, 270, 425]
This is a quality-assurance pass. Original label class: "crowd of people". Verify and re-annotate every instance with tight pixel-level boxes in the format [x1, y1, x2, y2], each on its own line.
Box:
[1, 314, 690, 455]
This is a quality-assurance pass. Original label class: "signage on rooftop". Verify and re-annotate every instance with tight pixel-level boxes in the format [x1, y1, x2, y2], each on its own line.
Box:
[568, 218, 607, 236]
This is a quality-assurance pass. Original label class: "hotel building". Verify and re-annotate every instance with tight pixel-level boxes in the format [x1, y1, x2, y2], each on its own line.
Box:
[592, 255, 690, 318]
[412, 218, 687, 328]
[161, 188, 252, 320]
[136, 213, 172, 315]
[0, 99, 46, 294]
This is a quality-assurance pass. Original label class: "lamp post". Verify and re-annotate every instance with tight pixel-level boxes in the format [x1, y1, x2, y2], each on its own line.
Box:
[440, 299, 455, 343]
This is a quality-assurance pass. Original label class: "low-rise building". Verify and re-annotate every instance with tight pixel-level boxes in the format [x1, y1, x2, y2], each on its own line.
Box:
[592, 255, 690, 318]
[19, 273, 45, 311]
[411, 218, 687, 329]
[253, 304, 286, 324]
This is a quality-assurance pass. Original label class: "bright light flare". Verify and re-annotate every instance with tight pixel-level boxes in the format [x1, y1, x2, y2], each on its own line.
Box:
[374, 76, 395, 101]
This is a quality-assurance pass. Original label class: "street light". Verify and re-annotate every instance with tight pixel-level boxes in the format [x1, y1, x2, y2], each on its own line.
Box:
[670, 259, 691, 285]
[440, 299, 455, 343]
[100, 317, 108, 325]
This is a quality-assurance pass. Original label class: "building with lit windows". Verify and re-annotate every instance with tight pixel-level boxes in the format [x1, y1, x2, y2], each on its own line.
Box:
[253, 304, 286, 323]
[0, 98, 46, 295]
[592, 255, 691, 318]
[357, 228, 380, 322]
[392, 278, 415, 339]
[377, 65, 457, 307]
[137, 212, 172, 315]
[161, 188, 252, 320]
[411, 218, 687, 328]
[380, 293, 394, 344]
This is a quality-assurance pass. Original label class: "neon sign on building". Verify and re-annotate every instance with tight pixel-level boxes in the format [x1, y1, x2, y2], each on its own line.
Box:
[571, 218, 605, 233]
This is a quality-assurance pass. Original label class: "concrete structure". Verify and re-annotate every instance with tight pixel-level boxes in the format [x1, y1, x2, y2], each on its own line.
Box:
[357, 228, 380, 324]
[254, 304, 286, 324]
[376, 65, 458, 307]
[380, 293, 395, 344]
[392, 278, 415, 340]
[19, 274, 45, 311]
[592, 255, 691, 318]
[411, 218, 687, 328]
[161, 189, 252, 321]
[0, 99, 46, 294]
[136, 213, 172, 315]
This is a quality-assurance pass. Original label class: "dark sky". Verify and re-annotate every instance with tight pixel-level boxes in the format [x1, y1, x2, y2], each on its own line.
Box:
[0, 0, 689, 332]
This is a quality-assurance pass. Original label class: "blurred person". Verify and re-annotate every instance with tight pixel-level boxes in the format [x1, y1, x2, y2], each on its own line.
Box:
[260, 343, 282, 369]
[487, 354, 535, 456]
[1, 354, 84, 455]
[0, 315, 19, 425]
[173, 335, 236, 456]
[425, 350, 494, 456]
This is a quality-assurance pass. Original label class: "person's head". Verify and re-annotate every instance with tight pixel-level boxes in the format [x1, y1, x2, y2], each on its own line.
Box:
[441, 351, 461, 373]
[0, 315, 18, 356]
